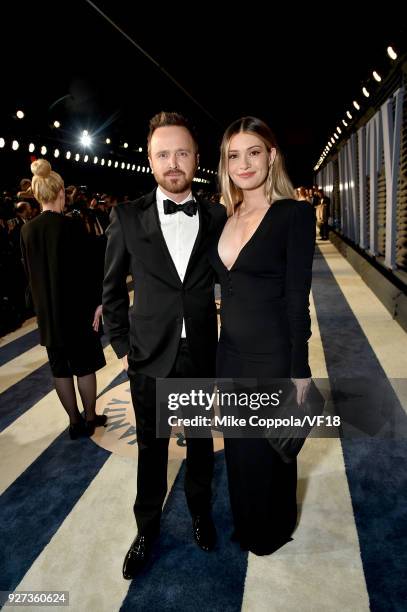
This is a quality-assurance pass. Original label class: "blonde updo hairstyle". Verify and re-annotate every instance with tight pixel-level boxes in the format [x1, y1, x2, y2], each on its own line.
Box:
[30, 159, 64, 206]
[218, 116, 295, 217]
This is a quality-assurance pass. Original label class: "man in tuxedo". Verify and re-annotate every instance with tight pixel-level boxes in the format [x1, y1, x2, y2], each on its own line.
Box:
[103, 112, 226, 579]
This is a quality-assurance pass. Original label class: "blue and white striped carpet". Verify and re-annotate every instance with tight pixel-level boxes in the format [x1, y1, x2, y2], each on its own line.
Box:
[0, 241, 406, 612]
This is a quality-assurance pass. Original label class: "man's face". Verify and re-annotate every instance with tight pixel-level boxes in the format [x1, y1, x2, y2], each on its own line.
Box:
[17, 204, 32, 220]
[149, 126, 198, 195]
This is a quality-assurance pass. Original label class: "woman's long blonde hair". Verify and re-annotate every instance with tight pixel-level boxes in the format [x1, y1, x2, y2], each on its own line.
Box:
[218, 116, 295, 216]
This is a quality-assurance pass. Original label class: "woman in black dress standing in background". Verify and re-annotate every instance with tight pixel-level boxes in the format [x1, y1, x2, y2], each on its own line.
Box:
[210, 117, 315, 555]
[21, 159, 107, 439]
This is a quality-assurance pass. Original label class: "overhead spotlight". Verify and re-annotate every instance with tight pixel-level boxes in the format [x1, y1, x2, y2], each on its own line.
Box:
[142, 167, 145, 173]
[132, 164, 135, 170]
[362, 87, 370, 98]
[372, 70, 382, 82]
[0, 138, 5, 148]
[342, 119, 348, 127]
[75, 153, 80, 161]
[66, 151, 71, 159]
[123, 142, 129, 149]
[108, 160, 112, 167]
[83, 130, 88, 135]
[137, 165, 141, 172]
[53, 120, 61, 128]
[28, 143, 35, 152]
[54, 149, 60, 158]
[84, 154, 89, 162]
[336, 126, 342, 134]
[16, 110, 24, 119]
[101, 159, 105, 166]
[138, 147, 142, 152]
[114, 161, 118, 168]
[12, 140, 19, 150]
[127, 163, 130, 169]
[94, 156, 98, 164]
[40, 145, 47, 155]
[334, 133, 339, 140]
[121, 162, 125, 169]
[346, 111, 353, 120]
[81, 133, 92, 147]
[330, 138, 335, 145]
[105, 138, 111, 144]
[353, 100, 360, 110]
[387, 46, 397, 60]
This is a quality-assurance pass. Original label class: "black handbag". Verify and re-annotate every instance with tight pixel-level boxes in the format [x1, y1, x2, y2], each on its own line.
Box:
[263, 379, 325, 463]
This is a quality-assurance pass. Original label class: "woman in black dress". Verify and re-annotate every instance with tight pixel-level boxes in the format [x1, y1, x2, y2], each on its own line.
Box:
[210, 117, 315, 555]
[20, 159, 107, 439]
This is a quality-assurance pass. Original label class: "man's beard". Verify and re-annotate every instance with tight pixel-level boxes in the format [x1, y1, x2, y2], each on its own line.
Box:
[158, 172, 193, 194]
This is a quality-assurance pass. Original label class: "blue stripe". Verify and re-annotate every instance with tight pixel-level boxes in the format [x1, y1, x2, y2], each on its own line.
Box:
[121, 451, 247, 612]
[0, 435, 110, 592]
[0, 334, 111, 433]
[0, 329, 40, 367]
[0, 364, 54, 433]
[312, 247, 407, 612]
[0, 369, 126, 593]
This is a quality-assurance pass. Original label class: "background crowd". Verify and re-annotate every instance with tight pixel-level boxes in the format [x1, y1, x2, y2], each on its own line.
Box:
[0, 176, 329, 338]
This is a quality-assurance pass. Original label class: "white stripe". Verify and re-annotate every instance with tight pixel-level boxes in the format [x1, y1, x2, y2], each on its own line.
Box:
[241, 290, 370, 611]
[15, 453, 181, 610]
[319, 242, 407, 407]
[0, 345, 122, 495]
[0, 344, 48, 394]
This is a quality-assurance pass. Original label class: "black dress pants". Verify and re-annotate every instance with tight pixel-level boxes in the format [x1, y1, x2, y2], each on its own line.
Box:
[128, 339, 214, 537]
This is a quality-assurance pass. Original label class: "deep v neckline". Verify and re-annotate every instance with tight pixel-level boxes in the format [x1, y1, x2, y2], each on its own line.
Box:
[217, 206, 272, 272]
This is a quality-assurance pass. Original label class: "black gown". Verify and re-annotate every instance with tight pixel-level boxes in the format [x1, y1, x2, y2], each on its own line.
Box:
[209, 198, 315, 555]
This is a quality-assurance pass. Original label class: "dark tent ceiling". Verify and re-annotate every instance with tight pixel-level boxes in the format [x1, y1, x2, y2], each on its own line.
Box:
[2, 2, 405, 185]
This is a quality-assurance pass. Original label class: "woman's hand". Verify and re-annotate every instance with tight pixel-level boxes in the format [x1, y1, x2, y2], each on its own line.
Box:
[92, 305, 103, 332]
[291, 377, 311, 406]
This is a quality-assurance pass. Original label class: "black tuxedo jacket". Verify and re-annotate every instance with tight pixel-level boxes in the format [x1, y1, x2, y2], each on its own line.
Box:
[102, 189, 226, 377]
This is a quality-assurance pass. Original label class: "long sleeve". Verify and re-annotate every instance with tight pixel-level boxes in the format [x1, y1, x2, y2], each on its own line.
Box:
[102, 208, 130, 358]
[285, 202, 315, 378]
[20, 231, 33, 311]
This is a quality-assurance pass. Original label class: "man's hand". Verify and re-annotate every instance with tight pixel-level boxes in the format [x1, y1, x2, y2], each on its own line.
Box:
[291, 377, 311, 406]
[92, 305, 103, 332]
[122, 354, 129, 371]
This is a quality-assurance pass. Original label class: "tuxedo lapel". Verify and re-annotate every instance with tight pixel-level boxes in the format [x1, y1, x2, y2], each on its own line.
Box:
[184, 198, 210, 282]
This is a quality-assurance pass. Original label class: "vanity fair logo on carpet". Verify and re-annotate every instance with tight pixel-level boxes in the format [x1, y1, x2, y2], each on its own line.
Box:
[91, 381, 189, 458]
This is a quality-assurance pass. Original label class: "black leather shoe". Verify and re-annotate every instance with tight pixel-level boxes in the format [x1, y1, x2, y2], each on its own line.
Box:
[192, 514, 216, 551]
[85, 414, 108, 436]
[122, 534, 155, 580]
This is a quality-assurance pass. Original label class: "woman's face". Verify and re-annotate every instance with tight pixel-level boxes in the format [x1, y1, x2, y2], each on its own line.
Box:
[227, 132, 275, 192]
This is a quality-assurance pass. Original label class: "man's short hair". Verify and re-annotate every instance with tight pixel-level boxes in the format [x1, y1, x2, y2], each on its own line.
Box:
[147, 111, 198, 152]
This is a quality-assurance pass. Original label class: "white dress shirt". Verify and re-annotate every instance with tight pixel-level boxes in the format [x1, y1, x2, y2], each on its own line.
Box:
[156, 186, 199, 337]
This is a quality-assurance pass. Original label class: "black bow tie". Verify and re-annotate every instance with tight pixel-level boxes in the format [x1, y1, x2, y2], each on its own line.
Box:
[163, 199, 197, 217]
